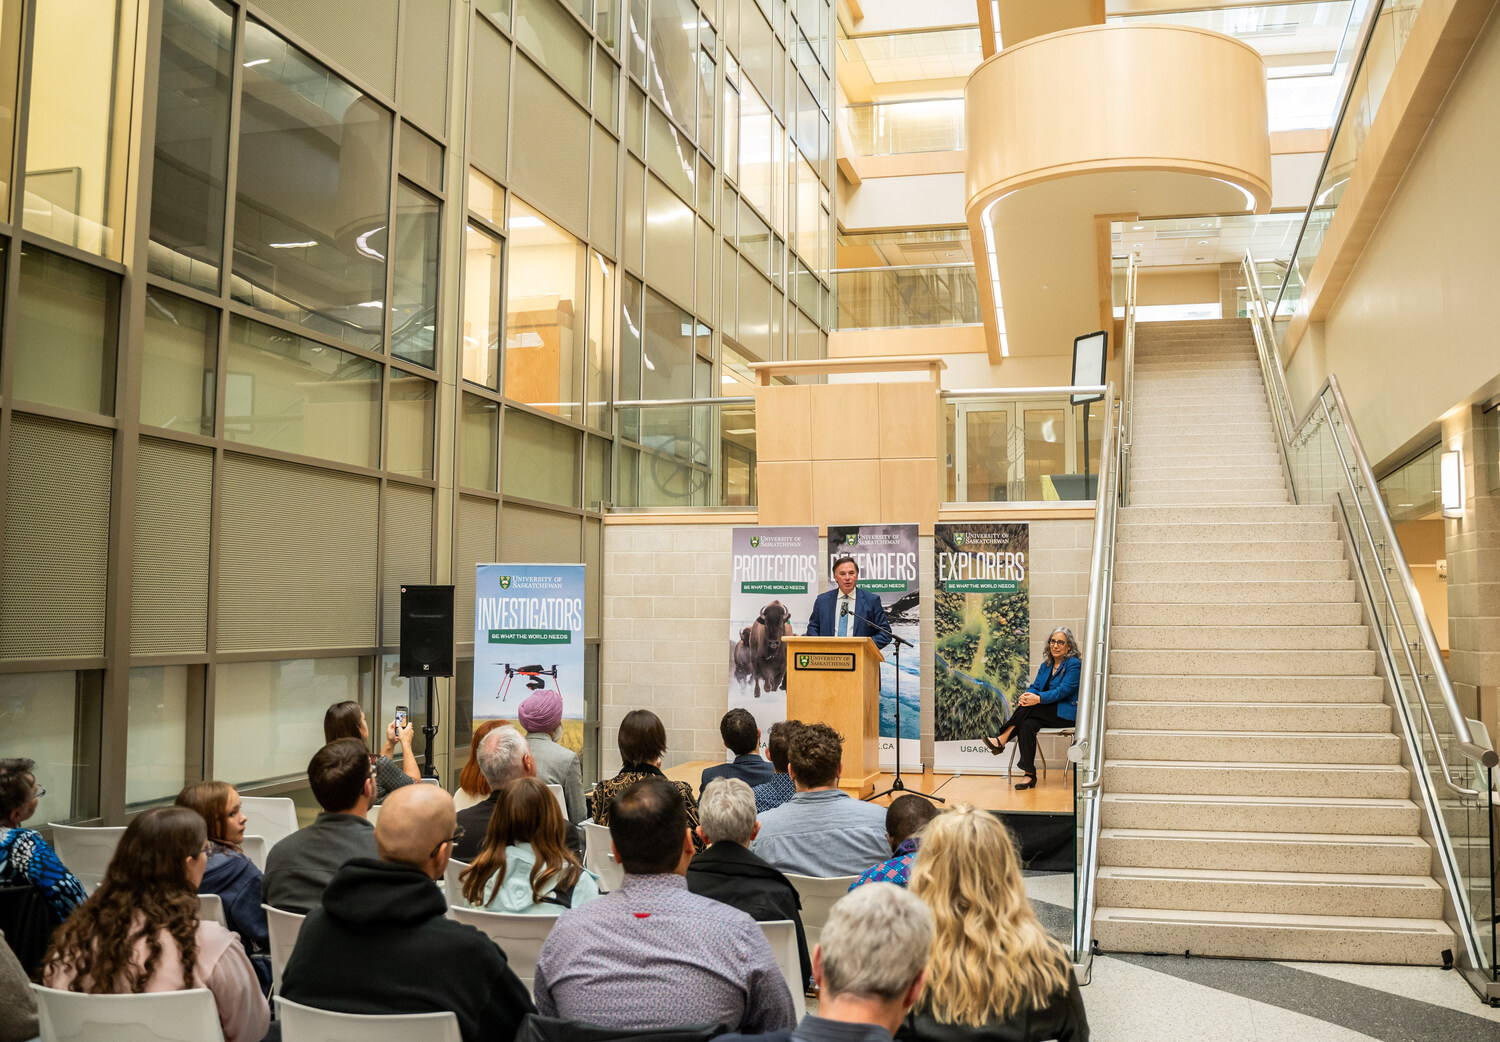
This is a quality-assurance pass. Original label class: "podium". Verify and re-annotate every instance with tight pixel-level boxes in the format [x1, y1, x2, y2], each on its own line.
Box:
[784, 636, 883, 799]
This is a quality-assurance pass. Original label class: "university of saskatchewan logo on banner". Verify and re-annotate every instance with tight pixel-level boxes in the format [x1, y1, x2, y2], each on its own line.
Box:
[953, 532, 966, 545]
[797, 654, 810, 669]
[499, 576, 511, 589]
[750, 536, 760, 548]
[844, 533, 857, 545]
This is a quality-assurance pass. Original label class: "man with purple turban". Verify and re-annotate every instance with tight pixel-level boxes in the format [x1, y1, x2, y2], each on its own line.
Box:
[517, 689, 585, 823]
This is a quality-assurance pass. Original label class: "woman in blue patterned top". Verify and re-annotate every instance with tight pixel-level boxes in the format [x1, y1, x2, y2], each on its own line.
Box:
[0, 758, 88, 923]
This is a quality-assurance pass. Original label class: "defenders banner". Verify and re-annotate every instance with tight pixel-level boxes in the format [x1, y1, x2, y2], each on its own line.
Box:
[826, 524, 920, 770]
[728, 527, 820, 751]
[474, 563, 586, 755]
[933, 523, 1030, 773]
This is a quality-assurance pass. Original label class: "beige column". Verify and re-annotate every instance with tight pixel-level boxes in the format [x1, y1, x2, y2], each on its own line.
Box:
[1441, 407, 1500, 745]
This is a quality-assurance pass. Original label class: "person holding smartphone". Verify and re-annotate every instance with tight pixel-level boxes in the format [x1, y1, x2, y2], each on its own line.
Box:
[323, 701, 419, 802]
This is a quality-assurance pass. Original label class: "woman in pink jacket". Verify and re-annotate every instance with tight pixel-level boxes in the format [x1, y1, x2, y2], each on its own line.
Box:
[42, 806, 269, 1042]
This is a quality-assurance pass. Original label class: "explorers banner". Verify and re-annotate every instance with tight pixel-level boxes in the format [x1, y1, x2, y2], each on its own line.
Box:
[474, 563, 586, 754]
[933, 523, 1031, 773]
[826, 524, 920, 771]
[728, 526, 820, 753]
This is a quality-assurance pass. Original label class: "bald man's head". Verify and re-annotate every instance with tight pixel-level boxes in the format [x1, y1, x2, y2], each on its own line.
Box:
[374, 784, 456, 873]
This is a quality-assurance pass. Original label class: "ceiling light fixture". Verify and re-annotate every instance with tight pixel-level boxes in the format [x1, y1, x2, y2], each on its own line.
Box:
[243, 58, 270, 68]
[270, 240, 318, 249]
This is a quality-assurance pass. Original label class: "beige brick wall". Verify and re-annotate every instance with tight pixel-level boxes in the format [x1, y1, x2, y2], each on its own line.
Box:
[1441, 407, 1500, 743]
[602, 516, 1097, 772]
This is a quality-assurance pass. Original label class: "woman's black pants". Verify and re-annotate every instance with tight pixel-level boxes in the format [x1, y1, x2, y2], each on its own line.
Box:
[1003, 703, 1070, 776]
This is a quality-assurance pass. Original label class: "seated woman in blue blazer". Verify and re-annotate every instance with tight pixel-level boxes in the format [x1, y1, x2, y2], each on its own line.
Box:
[981, 628, 1082, 790]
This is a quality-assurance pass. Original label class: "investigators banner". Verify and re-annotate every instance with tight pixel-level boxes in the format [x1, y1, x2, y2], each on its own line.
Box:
[474, 564, 586, 755]
[827, 524, 920, 770]
[933, 524, 1030, 773]
[729, 527, 820, 749]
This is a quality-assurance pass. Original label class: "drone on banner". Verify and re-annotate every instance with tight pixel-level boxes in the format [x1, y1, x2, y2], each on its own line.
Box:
[497, 663, 561, 702]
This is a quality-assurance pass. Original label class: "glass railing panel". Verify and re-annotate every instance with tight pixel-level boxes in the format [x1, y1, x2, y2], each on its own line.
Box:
[834, 264, 981, 329]
[612, 400, 757, 509]
[844, 98, 966, 156]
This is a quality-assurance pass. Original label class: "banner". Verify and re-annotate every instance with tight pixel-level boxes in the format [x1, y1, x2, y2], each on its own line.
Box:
[826, 524, 920, 770]
[474, 563, 586, 755]
[728, 527, 820, 748]
[933, 523, 1031, 773]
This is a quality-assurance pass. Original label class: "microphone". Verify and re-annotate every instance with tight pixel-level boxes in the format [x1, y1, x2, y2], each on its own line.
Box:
[840, 603, 850, 616]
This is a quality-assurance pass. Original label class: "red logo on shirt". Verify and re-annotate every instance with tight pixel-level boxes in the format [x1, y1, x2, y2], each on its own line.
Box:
[634, 913, 651, 918]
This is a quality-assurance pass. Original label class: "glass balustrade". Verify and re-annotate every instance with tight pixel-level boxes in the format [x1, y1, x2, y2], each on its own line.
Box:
[834, 264, 981, 329]
[844, 98, 966, 156]
[613, 398, 757, 509]
[944, 394, 1105, 504]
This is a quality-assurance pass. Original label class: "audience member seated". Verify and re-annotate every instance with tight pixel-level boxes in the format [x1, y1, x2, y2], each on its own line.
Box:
[686, 778, 811, 988]
[592, 709, 703, 851]
[849, 795, 939, 892]
[459, 776, 600, 914]
[0, 758, 86, 924]
[324, 700, 417, 802]
[454, 725, 581, 862]
[41, 807, 269, 1042]
[175, 782, 271, 991]
[699, 709, 775, 795]
[455, 720, 507, 813]
[519, 690, 588, 824]
[280, 785, 534, 1042]
[905, 804, 1088, 1042]
[753, 724, 889, 877]
[0, 926, 38, 1042]
[534, 776, 794, 1033]
[753, 721, 801, 813]
[716, 882, 934, 1042]
[262, 739, 379, 913]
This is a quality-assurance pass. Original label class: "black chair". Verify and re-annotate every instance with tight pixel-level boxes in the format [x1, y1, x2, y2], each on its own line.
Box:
[0, 884, 55, 978]
[514, 1014, 727, 1042]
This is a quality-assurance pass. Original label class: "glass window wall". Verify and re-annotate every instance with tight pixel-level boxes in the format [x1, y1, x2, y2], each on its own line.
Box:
[213, 657, 371, 787]
[503, 408, 582, 507]
[12, 246, 120, 415]
[506, 198, 585, 420]
[461, 392, 500, 490]
[0, 671, 101, 824]
[387, 371, 437, 479]
[142, 288, 217, 435]
[391, 183, 440, 370]
[463, 223, 504, 388]
[127, 666, 194, 807]
[515, 0, 590, 101]
[586, 251, 616, 431]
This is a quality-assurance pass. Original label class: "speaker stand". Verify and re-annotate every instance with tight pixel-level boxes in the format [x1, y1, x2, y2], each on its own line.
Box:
[421, 675, 439, 779]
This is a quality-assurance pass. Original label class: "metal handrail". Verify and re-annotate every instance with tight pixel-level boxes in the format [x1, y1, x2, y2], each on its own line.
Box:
[1242, 253, 1497, 793]
[614, 397, 754, 407]
[939, 385, 1109, 400]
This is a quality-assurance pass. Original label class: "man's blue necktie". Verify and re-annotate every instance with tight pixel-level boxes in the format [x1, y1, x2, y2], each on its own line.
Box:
[837, 598, 849, 636]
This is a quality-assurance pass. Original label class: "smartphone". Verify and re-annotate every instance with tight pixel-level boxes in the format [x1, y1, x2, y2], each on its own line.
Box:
[394, 706, 408, 731]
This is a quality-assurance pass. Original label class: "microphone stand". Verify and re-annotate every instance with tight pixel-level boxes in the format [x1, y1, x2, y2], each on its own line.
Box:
[845, 604, 943, 805]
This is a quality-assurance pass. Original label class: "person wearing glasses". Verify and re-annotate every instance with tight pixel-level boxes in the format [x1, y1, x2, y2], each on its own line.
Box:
[41, 806, 269, 1042]
[979, 628, 1082, 790]
[279, 784, 534, 1042]
[0, 758, 87, 923]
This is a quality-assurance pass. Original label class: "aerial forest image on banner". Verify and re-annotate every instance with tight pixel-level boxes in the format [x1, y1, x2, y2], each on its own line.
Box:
[933, 523, 1031, 744]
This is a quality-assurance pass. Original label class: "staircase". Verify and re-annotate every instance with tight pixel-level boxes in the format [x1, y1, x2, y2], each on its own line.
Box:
[1091, 318, 1455, 964]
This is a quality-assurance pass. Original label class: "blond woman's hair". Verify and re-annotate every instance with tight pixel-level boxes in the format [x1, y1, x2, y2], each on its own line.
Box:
[909, 803, 1071, 1026]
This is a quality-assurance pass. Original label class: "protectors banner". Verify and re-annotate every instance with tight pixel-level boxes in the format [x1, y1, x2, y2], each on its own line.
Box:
[825, 524, 920, 770]
[728, 526, 820, 748]
[473, 563, 586, 754]
[933, 523, 1031, 773]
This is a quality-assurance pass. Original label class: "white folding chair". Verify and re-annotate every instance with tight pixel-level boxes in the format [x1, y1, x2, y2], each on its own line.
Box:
[240, 834, 268, 872]
[758, 919, 806, 1018]
[582, 821, 623, 893]
[31, 983, 224, 1041]
[785, 874, 858, 949]
[274, 997, 461, 1042]
[444, 858, 470, 906]
[48, 825, 125, 895]
[546, 783, 567, 817]
[449, 906, 560, 992]
[366, 805, 380, 826]
[263, 904, 306, 995]
[239, 797, 298, 847]
[196, 893, 228, 927]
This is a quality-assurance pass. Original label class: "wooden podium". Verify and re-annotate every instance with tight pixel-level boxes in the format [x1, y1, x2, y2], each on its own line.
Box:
[784, 636, 883, 799]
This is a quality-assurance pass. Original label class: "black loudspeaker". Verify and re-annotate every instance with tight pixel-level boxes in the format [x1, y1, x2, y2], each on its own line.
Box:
[399, 585, 455, 677]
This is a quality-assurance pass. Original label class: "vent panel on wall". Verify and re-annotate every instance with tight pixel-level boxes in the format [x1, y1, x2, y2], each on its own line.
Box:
[456, 495, 498, 641]
[470, 19, 511, 179]
[1, 415, 112, 659]
[500, 503, 580, 563]
[217, 454, 378, 651]
[510, 55, 589, 237]
[253, 0, 399, 97]
[382, 481, 434, 645]
[398, 0, 451, 135]
[132, 438, 212, 655]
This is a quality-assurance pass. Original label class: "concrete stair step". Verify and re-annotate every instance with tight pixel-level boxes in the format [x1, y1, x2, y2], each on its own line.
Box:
[1112, 623, 1368, 650]
[1103, 728, 1402, 764]
[1111, 602, 1364, 627]
[1135, 350, 1258, 362]
[1129, 490, 1292, 506]
[1107, 674, 1384, 702]
[1114, 560, 1348, 582]
[1097, 827, 1433, 874]
[1136, 360, 1261, 371]
[1129, 481, 1289, 498]
[1114, 540, 1344, 563]
[1092, 906, 1453, 964]
[1131, 437, 1281, 454]
[1133, 407, 1272, 423]
[1107, 700, 1391, 734]
[1130, 460, 1282, 477]
[1101, 760, 1410, 798]
[1134, 380, 1267, 394]
[1110, 649, 1376, 675]
[1099, 792, 1420, 835]
[1115, 520, 1339, 541]
[1113, 579, 1356, 604]
[1094, 866, 1445, 919]
[1119, 504, 1330, 523]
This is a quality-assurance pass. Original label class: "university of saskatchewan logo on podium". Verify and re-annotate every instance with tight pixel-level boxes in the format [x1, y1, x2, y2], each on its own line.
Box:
[499, 576, 511, 589]
[796, 654, 810, 669]
[750, 536, 760, 548]
[953, 532, 966, 545]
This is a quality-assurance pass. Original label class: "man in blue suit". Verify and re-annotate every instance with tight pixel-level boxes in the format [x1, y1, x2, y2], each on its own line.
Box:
[806, 556, 892, 650]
